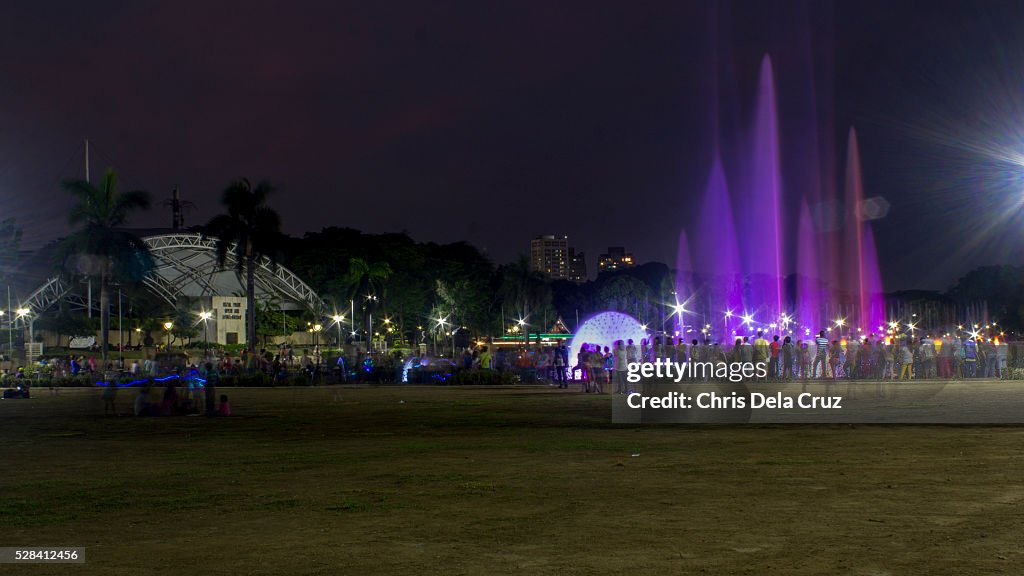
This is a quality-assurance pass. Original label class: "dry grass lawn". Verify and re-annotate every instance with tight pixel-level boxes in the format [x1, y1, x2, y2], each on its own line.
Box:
[2, 385, 1023, 575]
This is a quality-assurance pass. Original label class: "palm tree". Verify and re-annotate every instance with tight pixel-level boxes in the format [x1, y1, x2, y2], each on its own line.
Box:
[497, 255, 551, 324]
[0, 219, 22, 297]
[204, 179, 282, 352]
[60, 169, 153, 364]
[344, 258, 391, 342]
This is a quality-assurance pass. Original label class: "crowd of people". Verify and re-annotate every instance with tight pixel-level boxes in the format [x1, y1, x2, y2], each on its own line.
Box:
[460, 330, 1011, 392]
[100, 362, 231, 417]
[1, 329, 1014, 402]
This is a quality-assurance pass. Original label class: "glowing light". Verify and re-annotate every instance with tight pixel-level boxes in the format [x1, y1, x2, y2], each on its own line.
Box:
[568, 312, 649, 369]
[724, 310, 733, 319]
[835, 318, 845, 327]
[742, 314, 753, 325]
[199, 311, 213, 321]
[15, 308, 29, 318]
[163, 321, 174, 330]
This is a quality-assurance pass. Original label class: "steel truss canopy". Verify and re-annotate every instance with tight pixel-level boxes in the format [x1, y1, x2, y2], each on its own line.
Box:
[18, 233, 324, 316]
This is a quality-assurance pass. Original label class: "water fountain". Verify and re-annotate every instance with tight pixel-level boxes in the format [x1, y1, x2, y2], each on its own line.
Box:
[679, 54, 885, 340]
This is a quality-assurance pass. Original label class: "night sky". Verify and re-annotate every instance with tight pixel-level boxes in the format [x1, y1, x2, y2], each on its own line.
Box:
[4, 1, 1024, 290]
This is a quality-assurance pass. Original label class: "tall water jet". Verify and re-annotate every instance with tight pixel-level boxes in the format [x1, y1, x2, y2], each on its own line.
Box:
[860, 229, 885, 334]
[746, 54, 785, 324]
[696, 153, 743, 335]
[674, 229, 694, 334]
[797, 198, 824, 332]
[843, 127, 885, 332]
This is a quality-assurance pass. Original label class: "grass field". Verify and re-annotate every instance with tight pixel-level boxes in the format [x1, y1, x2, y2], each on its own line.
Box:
[2, 385, 1023, 575]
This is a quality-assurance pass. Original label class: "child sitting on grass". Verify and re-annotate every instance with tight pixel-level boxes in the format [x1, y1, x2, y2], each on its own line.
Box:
[218, 394, 231, 417]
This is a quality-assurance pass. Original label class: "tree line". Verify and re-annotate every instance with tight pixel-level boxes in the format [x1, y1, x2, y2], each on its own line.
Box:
[4, 170, 1024, 363]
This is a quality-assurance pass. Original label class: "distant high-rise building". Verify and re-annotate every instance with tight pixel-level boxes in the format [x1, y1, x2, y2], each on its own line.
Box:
[598, 246, 635, 272]
[530, 235, 569, 279]
[567, 248, 587, 283]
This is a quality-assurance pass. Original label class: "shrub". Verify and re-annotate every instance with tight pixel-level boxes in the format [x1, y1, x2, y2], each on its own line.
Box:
[445, 370, 519, 386]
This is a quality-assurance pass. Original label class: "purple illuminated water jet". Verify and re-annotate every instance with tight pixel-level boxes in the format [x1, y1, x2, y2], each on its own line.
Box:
[674, 229, 694, 334]
[746, 55, 785, 325]
[844, 128, 885, 332]
[675, 54, 886, 341]
[695, 153, 743, 334]
[797, 198, 824, 331]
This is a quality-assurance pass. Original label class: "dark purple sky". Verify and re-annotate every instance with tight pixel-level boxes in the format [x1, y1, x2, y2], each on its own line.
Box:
[4, 1, 1024, 290]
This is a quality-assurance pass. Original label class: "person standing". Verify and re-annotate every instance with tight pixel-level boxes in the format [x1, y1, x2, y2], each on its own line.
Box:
[884, 340, 896, 380]
[553, 343, 567, 388]
[874, 340, 888, 380]
[846, 337, 861, 379]
[899, 342, 914, 380]
[675, 337, 688, 365]
[798, 341, 811, 380]
[102, 382, 118, 416]
[964, 337, 978, 378]
[626, 339, 638, 365]
[829, 340, 842, 381]
[740, 336, 754, 365]
[781, 336, 795, 380]
[589, 345, 606, 393]
[203, 362, 219, 417]
[613, 340, 628, 394]
[769, 335, 782, 379]
[812, 331, 829, 379]
[753, 331, 769, 369]
[920, 337, 936, 379]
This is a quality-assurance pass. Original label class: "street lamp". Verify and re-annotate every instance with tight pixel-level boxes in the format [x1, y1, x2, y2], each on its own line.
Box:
[163, 321, 174, 352]
[435, 316, 450, 356]
[364, 294, 378, 350]
[16, 308, 33, 352]
[314, 323, 322, 368]
[199, 311, 213, 359]
[332, 314, 345, 348]
[307, 322, 323, 378]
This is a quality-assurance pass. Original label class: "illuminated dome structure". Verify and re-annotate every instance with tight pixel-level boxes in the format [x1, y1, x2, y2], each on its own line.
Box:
[568, 311, 649, 367]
